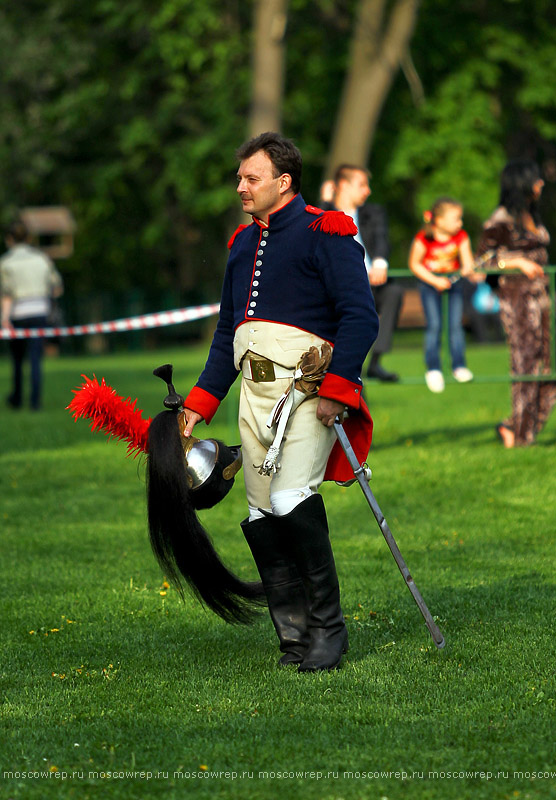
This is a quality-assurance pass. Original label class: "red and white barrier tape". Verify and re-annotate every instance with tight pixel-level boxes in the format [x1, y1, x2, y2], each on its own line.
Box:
[0, 303, 220, 340]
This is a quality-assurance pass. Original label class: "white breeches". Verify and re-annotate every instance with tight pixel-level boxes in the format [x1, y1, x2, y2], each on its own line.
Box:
[239, 374, 335, 521]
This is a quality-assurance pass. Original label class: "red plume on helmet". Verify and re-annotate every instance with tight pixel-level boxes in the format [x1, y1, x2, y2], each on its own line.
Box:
[67, 374, 150, 456]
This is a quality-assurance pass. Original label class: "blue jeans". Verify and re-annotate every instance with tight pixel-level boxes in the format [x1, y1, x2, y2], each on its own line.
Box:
[419, 280, 466, 371]
[9, 315, 48, 409]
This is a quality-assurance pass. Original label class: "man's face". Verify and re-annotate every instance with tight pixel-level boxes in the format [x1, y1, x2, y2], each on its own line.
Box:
[236, 151, 290, 222]
[343, 170, 371, 207]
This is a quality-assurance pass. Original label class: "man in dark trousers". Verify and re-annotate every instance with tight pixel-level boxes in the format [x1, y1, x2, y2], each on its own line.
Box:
[326, 165, 404, 382]
[180, 133, 378, 672]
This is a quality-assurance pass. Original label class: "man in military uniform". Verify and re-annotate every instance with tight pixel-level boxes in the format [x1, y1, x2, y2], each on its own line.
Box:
[182, 132, 378, 672]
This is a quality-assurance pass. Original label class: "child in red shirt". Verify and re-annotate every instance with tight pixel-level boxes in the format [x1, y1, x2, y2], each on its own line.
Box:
[409, 197, 477, 393]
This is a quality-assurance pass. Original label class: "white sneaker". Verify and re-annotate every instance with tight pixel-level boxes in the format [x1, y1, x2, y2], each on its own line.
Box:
[425, 370, 445, 393]
[452, 367, 474, 383]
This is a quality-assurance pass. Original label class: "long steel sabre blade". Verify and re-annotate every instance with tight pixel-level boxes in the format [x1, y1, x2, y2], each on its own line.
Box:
[334, 419, 446, 650]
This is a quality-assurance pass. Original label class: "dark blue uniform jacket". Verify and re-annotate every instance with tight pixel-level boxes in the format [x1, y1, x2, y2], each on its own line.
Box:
[185, 194, 379, 428]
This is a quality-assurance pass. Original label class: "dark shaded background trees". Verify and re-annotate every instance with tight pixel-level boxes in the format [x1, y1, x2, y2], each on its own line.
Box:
[1, 0, 555, 331]
[0, 0, 251, 305]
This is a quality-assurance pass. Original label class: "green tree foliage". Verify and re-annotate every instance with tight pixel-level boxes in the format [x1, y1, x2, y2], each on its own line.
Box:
[0, 0, 250, 298]
[0, 0, 555, 309]
[380, 0, 556, 255]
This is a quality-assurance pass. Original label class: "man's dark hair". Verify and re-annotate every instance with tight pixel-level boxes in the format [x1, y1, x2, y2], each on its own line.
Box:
[333, 164, 371, 184]
[236, 132, 302, 194]
[7, 219, 29, 243]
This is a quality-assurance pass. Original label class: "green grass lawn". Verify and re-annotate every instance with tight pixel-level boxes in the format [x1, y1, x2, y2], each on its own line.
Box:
[1, 339, 555, 800]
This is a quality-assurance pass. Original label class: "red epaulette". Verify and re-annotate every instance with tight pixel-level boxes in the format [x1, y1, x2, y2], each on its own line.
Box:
[305, 205, 323, 215]
[307, 210, 358, 236]
[227, 224, 249, 250]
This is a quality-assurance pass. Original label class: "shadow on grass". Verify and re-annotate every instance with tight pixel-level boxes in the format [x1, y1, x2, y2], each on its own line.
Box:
[370, 422, 498, 452]
[342, 574, 556, 662]
[79, 573, 556, 671]
[370, 420, 556, 451]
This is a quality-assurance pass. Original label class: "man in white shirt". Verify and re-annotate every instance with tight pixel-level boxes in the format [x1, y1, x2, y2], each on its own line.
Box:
[1, 220, 63, 409]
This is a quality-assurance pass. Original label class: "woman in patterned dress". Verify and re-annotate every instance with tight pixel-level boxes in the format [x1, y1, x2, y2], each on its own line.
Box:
[477, 159, 556, 448]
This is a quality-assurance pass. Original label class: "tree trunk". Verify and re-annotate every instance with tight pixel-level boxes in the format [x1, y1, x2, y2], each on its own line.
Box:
[326, 0, 420, 174]
[249, 0, 289, 137]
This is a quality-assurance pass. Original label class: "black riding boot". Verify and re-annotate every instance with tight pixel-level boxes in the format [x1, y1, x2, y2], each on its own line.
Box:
[241, 516, 310, 666]
[281, 494, 348, 672]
